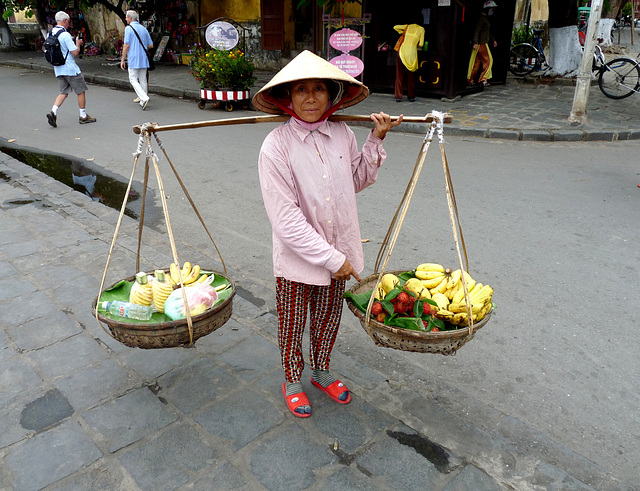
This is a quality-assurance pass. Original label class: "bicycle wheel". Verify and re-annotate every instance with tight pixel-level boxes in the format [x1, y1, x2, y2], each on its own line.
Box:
[598, 58, 640, 99]
[509, 44, 538, 76]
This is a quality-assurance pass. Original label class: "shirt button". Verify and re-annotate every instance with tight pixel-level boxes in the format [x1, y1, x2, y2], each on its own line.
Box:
[323, 175, 327, 178]
[328, 220, 332, 224]
[326, 197, 330, 201]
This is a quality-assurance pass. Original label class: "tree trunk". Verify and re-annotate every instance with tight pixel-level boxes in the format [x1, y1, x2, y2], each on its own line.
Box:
[602, 0, 626, 19]
[597, 17, 616, 46]
[0, 17, 18, 47]
[548, 25, 582, 76]
[0, 0, 18, 47]
[547, 0, 581, 76]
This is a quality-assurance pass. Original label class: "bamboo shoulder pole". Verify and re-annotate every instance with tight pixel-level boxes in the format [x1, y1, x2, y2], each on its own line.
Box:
[132, 112, 452, 134]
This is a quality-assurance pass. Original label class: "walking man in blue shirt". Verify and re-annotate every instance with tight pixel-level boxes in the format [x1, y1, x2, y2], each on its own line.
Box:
[46, 11, 96, 127]
[120, 10, 154, 110]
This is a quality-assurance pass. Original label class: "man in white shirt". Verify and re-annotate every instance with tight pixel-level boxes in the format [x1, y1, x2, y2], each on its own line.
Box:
[120, 10, 154, 110]
[46, 11, 96, 127]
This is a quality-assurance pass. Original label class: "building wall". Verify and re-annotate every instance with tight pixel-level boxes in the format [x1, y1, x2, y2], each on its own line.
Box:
[199, 0, 260, 24]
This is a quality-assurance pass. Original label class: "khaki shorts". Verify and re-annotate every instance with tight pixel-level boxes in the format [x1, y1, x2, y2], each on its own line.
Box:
[57, 74, 88, 95]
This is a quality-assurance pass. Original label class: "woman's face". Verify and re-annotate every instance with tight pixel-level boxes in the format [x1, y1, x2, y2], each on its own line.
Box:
[290, 79, 330, 123]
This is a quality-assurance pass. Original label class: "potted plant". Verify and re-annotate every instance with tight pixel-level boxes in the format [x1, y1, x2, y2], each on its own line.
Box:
[188, 43, 256, 91]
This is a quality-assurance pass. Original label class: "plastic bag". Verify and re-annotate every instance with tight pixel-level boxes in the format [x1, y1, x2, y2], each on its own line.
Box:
[164, 280, 218, 321]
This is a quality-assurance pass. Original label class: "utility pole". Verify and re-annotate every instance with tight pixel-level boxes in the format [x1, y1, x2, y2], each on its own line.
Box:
[569, 0, 604, 124]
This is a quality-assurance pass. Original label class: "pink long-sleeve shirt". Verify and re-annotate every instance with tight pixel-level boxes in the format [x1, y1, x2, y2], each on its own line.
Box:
[258, 118, 387, 286]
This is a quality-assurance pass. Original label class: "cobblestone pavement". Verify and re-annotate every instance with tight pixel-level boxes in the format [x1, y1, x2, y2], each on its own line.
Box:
[1, 45, 638, 490]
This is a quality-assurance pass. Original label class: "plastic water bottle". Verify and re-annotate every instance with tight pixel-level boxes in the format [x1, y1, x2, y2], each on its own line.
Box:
[101, 300, 153, 320]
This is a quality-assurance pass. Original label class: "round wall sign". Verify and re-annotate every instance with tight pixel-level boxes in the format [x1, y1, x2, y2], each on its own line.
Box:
[329, 28, 363, 53]
[329, 54, 364, 77]
[206, 21, 239, 50]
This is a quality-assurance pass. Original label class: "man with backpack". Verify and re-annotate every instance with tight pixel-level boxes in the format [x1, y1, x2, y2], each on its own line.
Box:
[45, 11, 96, 128]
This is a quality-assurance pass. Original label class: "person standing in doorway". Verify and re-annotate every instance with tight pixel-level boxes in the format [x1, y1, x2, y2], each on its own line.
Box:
[120, 10, 153, 110]
[468, 1, 498, 87]
[393, 22, 425, 102]
[46, 11, 96, 127]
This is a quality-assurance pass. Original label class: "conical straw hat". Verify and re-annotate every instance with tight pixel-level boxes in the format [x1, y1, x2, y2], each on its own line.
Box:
[252, 50, 369, 114]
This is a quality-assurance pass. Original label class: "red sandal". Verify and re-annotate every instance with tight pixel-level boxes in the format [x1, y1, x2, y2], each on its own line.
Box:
[311, 378, 351, 404]
[282, 383, 312, 418]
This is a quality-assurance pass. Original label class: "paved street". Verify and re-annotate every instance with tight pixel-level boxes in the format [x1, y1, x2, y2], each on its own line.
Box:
[0, 45, 639, 491]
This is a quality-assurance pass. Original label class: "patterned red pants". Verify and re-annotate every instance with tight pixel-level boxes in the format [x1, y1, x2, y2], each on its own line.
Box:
[276, 277, 347, 383]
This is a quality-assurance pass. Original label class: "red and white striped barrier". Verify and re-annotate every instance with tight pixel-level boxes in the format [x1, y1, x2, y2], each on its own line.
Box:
[200, 89, 250, 101]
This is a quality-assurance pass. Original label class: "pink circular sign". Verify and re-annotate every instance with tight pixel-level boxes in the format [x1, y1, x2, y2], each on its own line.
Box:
[329, 54, 364, 77]
[329, 28, 363, 52]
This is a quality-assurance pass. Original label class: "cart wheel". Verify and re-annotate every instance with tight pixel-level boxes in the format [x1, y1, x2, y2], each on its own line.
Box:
[225, 102, 234, 112]
[241, 101, 249, 109]
[198, 100, 206, 109]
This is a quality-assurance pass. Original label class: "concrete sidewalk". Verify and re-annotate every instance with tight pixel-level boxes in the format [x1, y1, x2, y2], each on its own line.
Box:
[3, 49, 640, 141]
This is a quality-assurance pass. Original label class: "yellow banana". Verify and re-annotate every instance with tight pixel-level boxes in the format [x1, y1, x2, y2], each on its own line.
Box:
[452, 274, 475, 304]
[183, 264, 201, 285]
[180, 262, 192, 280]
[436, 309, 454, 320]
[448, 302, 484, 314]
[446, 269, 462, 290]
[462, 271, 476, 292]
[452, 286, 468, 304]
[421, 276, 446, 289]
[170, 263, 180, 284]
[416, 263, 445, 273]
[415, 270, 445, 281]
[445, 280, 461, 300]
[476, 302, 491, 321]
[452, 312, 477, 327]
[429, 276, 449, 295]
[469, 283, 483, 300]
[470, 285, 493, 305]
[195, 273, 209, 284]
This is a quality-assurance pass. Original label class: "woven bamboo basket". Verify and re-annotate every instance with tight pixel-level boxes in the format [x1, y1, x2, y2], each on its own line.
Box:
[345, 272, 491, 355]
[92, 269, 235, 349]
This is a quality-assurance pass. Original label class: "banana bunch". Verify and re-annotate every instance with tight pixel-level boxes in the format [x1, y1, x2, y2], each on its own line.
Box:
[169, 262, 207, 287]
[129, 272, 153, 306]
[414, 263, 451, 295]
[413, 263, 494, 327]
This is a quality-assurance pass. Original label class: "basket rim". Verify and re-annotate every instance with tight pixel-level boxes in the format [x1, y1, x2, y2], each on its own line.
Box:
[345, 271, 491, 340]
[91, 268, 235, 331]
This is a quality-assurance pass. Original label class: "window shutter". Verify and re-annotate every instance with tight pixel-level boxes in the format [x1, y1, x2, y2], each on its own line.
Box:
[261, 0, 285, 50]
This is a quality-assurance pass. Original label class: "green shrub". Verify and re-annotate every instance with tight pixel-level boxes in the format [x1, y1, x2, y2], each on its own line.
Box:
[512, 24, 533, 45]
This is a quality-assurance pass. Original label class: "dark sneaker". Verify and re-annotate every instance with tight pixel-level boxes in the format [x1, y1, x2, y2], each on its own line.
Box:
[46, 111, 57, 128]
[79, 115, 96, 124]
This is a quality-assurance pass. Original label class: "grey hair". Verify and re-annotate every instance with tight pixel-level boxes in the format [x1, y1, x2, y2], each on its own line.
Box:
[126, 10, 139, 21]
[55, 11, 70, 23]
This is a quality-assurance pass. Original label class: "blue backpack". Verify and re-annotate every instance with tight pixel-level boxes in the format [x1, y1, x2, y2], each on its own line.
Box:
[44, 28, 69, 66]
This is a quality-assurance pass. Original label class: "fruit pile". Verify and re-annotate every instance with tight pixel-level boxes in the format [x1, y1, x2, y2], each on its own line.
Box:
[128, 262, 226, 314]
[369, 263, 494, 331]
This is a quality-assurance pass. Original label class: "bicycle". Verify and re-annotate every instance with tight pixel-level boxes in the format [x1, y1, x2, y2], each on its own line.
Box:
[597, 54, 640, 99]
[509, 28, 551, 76]
[578, 42, 640, 99]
